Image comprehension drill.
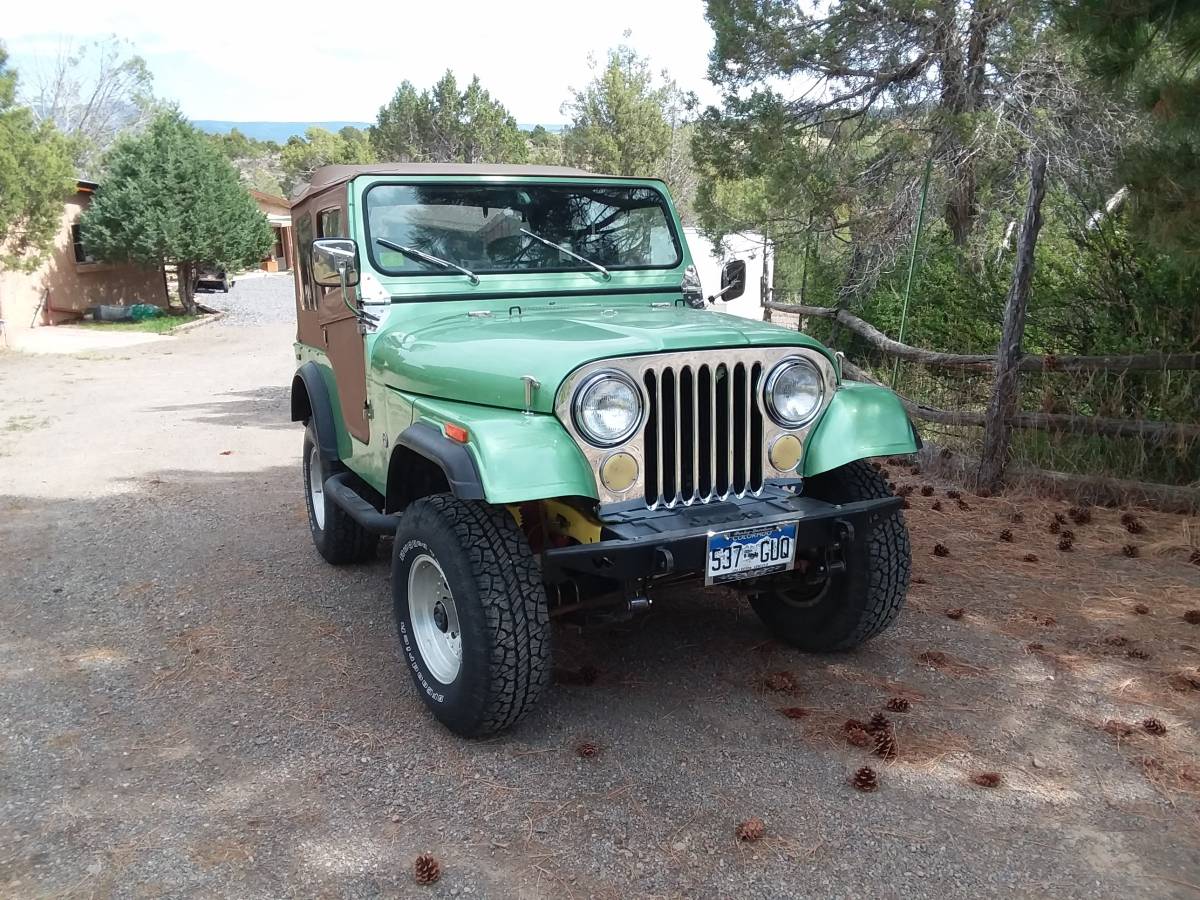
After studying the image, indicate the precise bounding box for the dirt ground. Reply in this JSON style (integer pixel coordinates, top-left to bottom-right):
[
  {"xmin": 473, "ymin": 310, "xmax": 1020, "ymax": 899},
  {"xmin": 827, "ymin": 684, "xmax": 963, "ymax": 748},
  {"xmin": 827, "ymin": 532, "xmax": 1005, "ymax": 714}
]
[{"xmin": 2, "ymin": 289, "xmax": 1199, "ymax": 898}]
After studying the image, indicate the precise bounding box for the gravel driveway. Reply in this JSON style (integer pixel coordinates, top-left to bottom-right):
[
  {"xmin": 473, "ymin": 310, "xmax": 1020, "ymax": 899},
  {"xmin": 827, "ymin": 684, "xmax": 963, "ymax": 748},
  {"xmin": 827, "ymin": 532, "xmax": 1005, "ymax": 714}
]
[{"xmin": 1, "ymin": 282, "xmax": 1198, "ymax": 898}]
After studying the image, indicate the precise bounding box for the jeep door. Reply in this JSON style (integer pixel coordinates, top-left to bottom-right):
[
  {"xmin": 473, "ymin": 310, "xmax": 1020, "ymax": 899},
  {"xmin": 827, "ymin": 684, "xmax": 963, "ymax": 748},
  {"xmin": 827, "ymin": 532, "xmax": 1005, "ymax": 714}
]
[{"xmin": 304, "ymin": 192, "xmax": 370, "ymax": 444}]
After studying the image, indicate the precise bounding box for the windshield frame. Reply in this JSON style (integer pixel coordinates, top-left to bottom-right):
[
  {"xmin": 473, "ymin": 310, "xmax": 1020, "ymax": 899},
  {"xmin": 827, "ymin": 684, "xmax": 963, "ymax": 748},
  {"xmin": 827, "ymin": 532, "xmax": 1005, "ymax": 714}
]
[{"xmin": 361, "ymin": 180, "xmax": 684, "ymax": 280}]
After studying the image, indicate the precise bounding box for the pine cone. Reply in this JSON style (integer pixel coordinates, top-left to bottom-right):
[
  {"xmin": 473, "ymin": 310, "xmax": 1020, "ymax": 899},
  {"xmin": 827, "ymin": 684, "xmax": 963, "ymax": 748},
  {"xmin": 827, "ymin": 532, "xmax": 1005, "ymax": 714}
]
[
  {"xmin": 873, "ymin": 730, "xmax": 898, "ymax": 760},
  {"xmin": 779, "ymin": 706, "xmax": 808, "ymax": 719},
  {"xmin": 1057, "ymin": 536, "xmax": 1074, "ymax": 552},
  {"xmin": 934, "ymin": 543, "xmax": 950, "ymax": 557},
  {"xmin": 931, "ymin": 500, "xmax": 943, "ymax": 511},
  {"xmin": 897, "ymin": 484, "xmax": 915, "ymax": 497},
  {"xmin": 1068, "ymin": 506, "xmax": 1092, "ymax": 525},
  {"xmin": 1122, "ymin": 544, "xmax": 1139, "ymax": 558},
  {"xmin": 576, "ymin": 741, "xmax": 600, "ymax": 758},
  {"xmin": 971, "ymin": 772, "xmax": 1002, "ymax": 788},
  {"xmin": 1060, "ymin": 529, "xmax": 1075, "ymax": 541},
  {"xmin": 999, "ymin": 529, "xmax": 1013, "ymax": 542},
  {"xmin": 736, "ymin": 817, "xmax": 765, "ymax": 842},
  {"xmin": 1104, "ymin": 635, "xmax": 1129, "ymax": 647},
  {"xmin": 1126, "ymin": 648, "xmax": 1151, "ymax": 660},
  {"xmin": 868, "ymin": 712, "xmax": 891, "ymax": 733},
  {"xmin": 920, "ymin": 485, "xmax": 935, "ymax": 496},
  {"xmin": 1103, "ymin": 719, "xmax": 1135, "ymax": 737},
  {"xmin": 1023, "ymin": 553, "xmax": 1039, "ymax": 562},
  {"xmin": 1142, "ymin": 718, "xmax": 1167, "ymax": 736},
  {"xmin": 1048, "ymin": 520, "xmax": 1061, "ymax": 535},
  {"xmin": 956, "ymin": 498, "xmax": 972, "ymax": 511},
  {"xmin": 1183, "ymin": 610, "xmax": 1200, "ymax": 625},
  {"xmin": 945, "ymin": 607, "xmax": 965, "ymax": 620},
  {"xmin": 414, "ymin": 853, "xmax": 441, "ymax": 885},
  {"xmin": 886, "ymin": 697, "xmax": 911, "ymax": 712},
  {"xmin": 763, "ymin": 670, "xmax": 799, "ymax": 693},
  {"xmin": 1054, "ymin": 512, "xmax": 1067, "ymax": 525},
  {"xmin": 1010, "ymin": 511, "xmax": 1025, "ymax": 524},
  {"xmin": 910, "ymin": 465, "xmax": 922, "ymax": 475},
  {"xmin": 947, "ymin": 489, "xmax": 961, "ymax": 499},
  {"xmin": 1122, "ymin": 514, "xmax": 1145, "ymax": 534},
  {"xmin": 845, "ymin": 726, "xmax": 872, "ymax": 747},
  {"xmin": 852, "ymin": 766, "xmax": 878, "ymax": 792},
  {"xmin": 1133, "ymin": 603, "xmax": 1150, "ymax": 615}
]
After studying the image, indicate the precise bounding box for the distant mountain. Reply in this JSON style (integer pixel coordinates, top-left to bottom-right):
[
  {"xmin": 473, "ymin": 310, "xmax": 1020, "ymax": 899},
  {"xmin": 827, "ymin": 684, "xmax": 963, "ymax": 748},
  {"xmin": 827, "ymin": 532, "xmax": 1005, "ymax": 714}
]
[
  {"xmin": 192, "ymin": 121, "xmax": 371, "ymax": 143},
  {"xmin": 194, "ymin": 120, "xmax": 567, "ymax": 143}
]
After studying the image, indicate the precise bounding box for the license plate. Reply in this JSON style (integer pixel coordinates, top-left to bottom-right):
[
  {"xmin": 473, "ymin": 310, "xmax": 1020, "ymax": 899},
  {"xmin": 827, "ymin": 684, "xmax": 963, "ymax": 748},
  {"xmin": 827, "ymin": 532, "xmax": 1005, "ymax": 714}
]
[{"xmin": 705, "ymin": 521, "xmax": 798, "ymax": 585}]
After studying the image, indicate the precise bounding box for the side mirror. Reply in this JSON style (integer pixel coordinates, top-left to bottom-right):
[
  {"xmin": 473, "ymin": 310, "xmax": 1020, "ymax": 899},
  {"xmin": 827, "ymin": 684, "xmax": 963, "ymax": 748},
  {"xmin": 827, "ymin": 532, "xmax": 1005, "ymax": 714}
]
[
  {"xmin": 311, "ymin": 238, "xmax": 360, "ymax": 288},
  {"xmin": 719, "ymin": 259, "xmax": 747, "ymax": 302}
]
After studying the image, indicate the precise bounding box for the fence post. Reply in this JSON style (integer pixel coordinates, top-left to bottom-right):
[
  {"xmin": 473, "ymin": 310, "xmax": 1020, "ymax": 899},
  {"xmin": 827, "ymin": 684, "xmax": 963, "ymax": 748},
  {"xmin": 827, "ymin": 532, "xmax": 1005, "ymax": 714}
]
[{"xmin": 978, "ymin": 152, "xmax": 1048, "ymax": 490}]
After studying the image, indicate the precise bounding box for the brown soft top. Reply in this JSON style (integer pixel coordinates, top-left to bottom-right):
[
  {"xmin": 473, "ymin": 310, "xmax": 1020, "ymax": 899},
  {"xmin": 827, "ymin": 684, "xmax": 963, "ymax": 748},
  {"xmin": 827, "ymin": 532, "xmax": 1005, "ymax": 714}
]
[{"xmin": 291, "ymin": 162, "xmax": 657, "ymax": 205}]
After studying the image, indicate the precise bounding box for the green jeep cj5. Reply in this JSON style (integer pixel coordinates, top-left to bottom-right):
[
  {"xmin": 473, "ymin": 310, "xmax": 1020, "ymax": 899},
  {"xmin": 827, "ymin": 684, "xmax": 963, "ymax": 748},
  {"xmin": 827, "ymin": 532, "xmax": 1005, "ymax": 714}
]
[{"xmin": 289, "ymin": 164, "xmax": 919, "ymax": 737}]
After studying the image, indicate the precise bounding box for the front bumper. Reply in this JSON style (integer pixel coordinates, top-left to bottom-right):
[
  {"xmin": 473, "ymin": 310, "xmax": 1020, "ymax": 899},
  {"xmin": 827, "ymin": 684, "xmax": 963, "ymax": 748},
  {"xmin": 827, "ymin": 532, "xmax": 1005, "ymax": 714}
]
[{"xmin": 540, "ymin": 486, "xmax": 902, "ymax": 582}]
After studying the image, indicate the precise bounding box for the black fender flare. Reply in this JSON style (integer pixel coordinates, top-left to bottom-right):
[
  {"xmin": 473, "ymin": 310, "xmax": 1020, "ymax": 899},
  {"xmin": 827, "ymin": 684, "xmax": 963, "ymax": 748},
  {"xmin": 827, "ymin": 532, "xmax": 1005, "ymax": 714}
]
[
  {"xmin": 396, "ymin": 422, "xmax": 486, "ymax": 501},
  {"xmin": 291, "ymin": 362, "xmax": 340, "ymax": 463}
]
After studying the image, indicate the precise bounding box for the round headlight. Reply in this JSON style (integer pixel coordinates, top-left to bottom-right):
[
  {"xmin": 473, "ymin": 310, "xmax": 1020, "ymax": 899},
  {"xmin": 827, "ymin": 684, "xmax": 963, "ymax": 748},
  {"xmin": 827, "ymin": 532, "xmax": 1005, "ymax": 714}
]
[
  {"xmin": 765, "ymin": 358, "xmax": 824, "ymax": 427},
  {"xmin": 573, "ymin": 372, "xmax": 643, "ymax": 447}
]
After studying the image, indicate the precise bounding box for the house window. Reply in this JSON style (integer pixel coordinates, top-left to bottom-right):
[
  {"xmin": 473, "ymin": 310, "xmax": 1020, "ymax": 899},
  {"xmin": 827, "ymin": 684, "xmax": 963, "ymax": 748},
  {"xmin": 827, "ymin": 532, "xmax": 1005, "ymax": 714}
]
[{"xmin": 72, "ymin": 224, "xmax": 95, "ymax": 264}]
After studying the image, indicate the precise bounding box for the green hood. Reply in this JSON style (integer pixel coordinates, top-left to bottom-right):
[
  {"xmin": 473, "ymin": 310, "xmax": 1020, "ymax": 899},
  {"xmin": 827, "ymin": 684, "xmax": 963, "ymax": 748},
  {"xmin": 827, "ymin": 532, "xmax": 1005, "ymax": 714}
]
[{"xmin": 371, "ymin": 296, "xmax": 833, "ymax": 414}]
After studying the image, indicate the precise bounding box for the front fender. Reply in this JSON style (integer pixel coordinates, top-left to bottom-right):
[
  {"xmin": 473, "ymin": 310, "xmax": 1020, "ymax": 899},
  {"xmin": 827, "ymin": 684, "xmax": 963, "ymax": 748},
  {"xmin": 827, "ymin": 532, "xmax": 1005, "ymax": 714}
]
[
  {"xmin": 407, "ymin": 395, "xmax": 597, "ymax": 503},
  {"xmin": 802, "ymin": 382, "xmax": 920, "ymax": 477}
]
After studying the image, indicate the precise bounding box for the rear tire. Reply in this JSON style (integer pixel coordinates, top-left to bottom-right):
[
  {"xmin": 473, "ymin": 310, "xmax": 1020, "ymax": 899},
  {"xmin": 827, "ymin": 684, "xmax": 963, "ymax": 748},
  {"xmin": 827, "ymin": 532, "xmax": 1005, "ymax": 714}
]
[
  {"xmin": 392, "ymin": 495, "xmax": 551, "ymax": 737},
  {"xmin": 749, "ymin": 460, "xmax": 910, "ymax": 651},
  {"xmin": 302, "ymin": 422, "xmax": 378, "ymax": 564}
]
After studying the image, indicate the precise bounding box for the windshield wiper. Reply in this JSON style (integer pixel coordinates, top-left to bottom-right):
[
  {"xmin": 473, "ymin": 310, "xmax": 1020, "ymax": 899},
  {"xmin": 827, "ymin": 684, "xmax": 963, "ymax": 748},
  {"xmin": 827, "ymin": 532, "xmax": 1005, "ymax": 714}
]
[
  {"xmin": 375, "ymin": 238, "xmax": 479, "ymax": 285},
  {"xmin": 519, "ymin": 229, "xmax": 610, "ymax": 279}
]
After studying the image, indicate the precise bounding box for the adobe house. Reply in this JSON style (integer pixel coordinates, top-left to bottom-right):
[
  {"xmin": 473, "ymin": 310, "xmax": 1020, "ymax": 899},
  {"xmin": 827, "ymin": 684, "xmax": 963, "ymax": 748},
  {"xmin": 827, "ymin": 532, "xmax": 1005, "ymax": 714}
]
[
  {"xmin": 249, "ymin": 189, "xmax": 293, "ymax": 272},
  {"xmin": 0, "ymin": 179, "xmax": 168, "ymax": 345}
]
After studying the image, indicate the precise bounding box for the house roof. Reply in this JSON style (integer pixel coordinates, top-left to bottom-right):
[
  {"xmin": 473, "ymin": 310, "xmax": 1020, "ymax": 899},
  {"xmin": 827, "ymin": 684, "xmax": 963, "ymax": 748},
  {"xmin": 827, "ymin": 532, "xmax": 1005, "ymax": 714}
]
[{"xmin": 292, "ymin": 162, "xmax": 651, "ymax": 204}]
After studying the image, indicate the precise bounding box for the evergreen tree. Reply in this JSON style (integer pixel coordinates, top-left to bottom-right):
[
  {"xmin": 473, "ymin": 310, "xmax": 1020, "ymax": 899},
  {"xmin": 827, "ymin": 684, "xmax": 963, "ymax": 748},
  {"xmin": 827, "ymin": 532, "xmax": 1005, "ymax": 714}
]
[
  {"xmin": 561, "ymin": 46, "xmax": 673, "ymax": 177},
  {"xmin": 370, "ymin": 71, "xmax": 527, "ymax": 164},
  {"xmin": 81, "ymin": 111, "xmax": 273, "ymax": 313},
  {"xmin": 280, "ymin": 126, "xmax": 375, "ymax": 194},
  {"xmin": 0, "ymin": 46, "xmax": 75, "ymax": 272},
  {"xmin": 1058, "ymin": 0, "xmax": 1200, "ymax": 263}
]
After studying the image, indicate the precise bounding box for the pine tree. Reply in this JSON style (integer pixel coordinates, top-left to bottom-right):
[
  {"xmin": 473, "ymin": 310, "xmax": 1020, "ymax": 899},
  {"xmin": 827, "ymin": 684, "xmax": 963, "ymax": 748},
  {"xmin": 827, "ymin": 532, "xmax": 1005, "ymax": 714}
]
[
  {"xmin": 561, "ymin": 46, "xmax": 674, "ymax": 177},
  {"xmin": 370, "ymin": 71, "xmax": 527, "ymax": 164},
  {"xmin": 1058, "ymin": 0, "xmax": 1200, "ymax": 264},
  {"xmin": 81, "ymin": 111, "xmax": 273, "ymax": 313}
]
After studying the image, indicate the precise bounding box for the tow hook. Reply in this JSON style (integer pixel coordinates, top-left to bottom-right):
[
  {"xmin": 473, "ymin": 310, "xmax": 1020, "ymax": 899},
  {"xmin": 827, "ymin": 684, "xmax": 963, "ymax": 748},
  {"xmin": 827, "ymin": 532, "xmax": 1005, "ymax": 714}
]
[{"xmin": 821, "ymin": 520, "xmax": 855, "ymax": 576}]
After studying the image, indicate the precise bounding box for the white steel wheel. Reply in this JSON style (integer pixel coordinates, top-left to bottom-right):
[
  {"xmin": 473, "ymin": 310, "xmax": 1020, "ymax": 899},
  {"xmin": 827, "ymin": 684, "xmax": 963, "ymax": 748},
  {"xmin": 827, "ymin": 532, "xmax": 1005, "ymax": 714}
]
[
  {"xmin": 407, "ymin": 553, "xmax": 463, "ymax": 684},
  {"xmin": 307, "ymin": 443, "xmax": 326, "ymax": 530}
]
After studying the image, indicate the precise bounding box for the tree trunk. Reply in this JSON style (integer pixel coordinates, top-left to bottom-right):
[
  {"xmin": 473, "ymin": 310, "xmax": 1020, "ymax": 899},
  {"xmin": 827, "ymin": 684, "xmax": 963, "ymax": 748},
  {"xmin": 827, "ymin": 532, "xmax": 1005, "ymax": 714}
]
[
  {"xmin": 178, "ymin": 261, "xmax": 197, "ymax": 315},
  {"xmin": 978, "ymin": 152, "xmax": 1048, "ymax": 491}
]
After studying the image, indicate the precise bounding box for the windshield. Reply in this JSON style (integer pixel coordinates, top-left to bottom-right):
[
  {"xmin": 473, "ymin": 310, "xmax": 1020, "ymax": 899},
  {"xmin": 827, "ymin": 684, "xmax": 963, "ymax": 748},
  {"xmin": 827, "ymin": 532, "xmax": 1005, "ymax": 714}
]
[{"xmin": 364, "ymin": 183, "xmax": 681, "ymax": 277}]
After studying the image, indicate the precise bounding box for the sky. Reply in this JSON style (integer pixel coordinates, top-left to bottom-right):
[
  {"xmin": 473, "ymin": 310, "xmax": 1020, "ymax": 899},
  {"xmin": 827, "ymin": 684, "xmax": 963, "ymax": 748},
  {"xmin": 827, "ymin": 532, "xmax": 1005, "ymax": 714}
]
[{"xmin": 6, "ymin": 0, "xmax": 722, "ymax": 124}]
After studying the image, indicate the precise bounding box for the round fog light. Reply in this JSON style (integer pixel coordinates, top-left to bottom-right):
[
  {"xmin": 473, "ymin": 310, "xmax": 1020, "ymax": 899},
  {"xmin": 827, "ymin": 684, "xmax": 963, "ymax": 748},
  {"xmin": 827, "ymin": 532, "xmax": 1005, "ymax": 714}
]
[
  {"xmin": 599, "ymin": 451, "xmax": 639, "ymax": 493},
  {"xmin": 768, "ymin": 434, "xmax": 803, "ymax": 473}
]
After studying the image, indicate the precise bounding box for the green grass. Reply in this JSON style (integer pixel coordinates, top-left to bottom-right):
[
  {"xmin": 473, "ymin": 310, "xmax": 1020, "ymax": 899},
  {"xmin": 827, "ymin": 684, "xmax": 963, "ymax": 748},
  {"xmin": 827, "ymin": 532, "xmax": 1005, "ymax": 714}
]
[{"xmin": 76, "ymin": 314, "xmax": 202, "ymax": 334}]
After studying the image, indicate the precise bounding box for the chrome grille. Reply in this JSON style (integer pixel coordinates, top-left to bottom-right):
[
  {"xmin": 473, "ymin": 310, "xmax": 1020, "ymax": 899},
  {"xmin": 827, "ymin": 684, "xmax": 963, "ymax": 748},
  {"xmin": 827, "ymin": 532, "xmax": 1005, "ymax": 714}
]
[{"xmin": 643, "ymin": 361, "xmax": 764, "ymax": 507}]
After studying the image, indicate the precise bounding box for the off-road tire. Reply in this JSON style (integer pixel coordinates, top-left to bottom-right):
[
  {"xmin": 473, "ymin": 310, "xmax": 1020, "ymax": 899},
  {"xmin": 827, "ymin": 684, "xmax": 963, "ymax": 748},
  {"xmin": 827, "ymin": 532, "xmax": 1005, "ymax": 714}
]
[
  {"xmin": 749, "ymin": 460, "xmax": 909, "ymax": 651},
  {"xmin": 392, "ymin": 494, "xmax": 551, "ymax": 737},
  {"xmin": 302, "ymin": 422, "xmax": 377, "ymax": 564}
]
